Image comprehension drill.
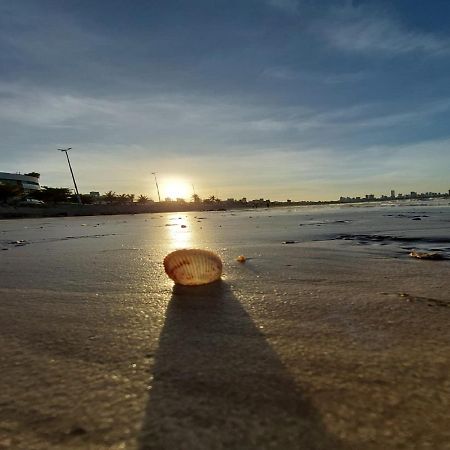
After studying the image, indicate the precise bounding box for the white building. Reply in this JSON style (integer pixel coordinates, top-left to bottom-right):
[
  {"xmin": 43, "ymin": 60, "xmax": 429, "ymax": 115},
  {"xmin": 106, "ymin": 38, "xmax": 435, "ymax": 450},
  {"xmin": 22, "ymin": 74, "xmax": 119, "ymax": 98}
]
[{"xmin": 0, "ymin": 172, "xmax": 41, "ymax": 192}]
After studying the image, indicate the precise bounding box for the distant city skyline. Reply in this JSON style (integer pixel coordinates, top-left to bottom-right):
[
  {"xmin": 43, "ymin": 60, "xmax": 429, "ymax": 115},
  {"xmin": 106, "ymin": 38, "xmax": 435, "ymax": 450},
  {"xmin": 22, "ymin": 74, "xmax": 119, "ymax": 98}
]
[
  {"xmin": 338, "ymin": 189, "xmax": 449, "ymax": 204},
  {"xmin": 1, "ymin": 0, "xmax": 450, "ymax": 201}
]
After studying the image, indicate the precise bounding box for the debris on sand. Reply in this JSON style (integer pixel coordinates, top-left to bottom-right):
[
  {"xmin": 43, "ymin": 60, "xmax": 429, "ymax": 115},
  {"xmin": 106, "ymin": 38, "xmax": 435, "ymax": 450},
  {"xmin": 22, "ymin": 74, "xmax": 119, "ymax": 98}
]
[
  {"xmin": 409, "ymin": 250, "xmax": 444, "ymax": 260},
  {"xmin": 236, "ymin": 255, "xmax": 246, "ymax": 263},
  {"xmin": 398, "ymin": 293, "xmax": 449, "ymax": 308},
  {"xmin": 10, "ymin": 240, "xmax": 28, "ymax": 247}
]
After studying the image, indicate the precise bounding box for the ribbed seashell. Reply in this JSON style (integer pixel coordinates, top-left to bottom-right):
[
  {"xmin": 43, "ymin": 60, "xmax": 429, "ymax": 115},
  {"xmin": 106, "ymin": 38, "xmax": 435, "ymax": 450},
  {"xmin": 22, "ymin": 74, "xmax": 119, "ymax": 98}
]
[{"xmin": 164, "ymin": 249, "xmax": 223, "ymax": 286}]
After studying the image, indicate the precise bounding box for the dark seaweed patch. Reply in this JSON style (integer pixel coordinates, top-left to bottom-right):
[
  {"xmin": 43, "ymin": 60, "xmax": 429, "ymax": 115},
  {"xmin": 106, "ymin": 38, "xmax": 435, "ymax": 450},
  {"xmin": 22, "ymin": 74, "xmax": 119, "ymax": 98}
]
[{"xmin": 381, "ymin": 292, "xmax": 449, "ymax": 308}]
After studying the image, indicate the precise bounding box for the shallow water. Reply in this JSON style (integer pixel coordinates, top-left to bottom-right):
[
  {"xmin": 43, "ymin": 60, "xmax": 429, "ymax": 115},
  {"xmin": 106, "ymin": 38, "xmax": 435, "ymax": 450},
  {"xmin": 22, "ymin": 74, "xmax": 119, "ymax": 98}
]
[
  {"xmin": 1, "ymin": 200, "xmax": 449, "ymax": 250},
  {"xmin": 0, "ymin": 200, "xmax": 449, "ymax": 293}
]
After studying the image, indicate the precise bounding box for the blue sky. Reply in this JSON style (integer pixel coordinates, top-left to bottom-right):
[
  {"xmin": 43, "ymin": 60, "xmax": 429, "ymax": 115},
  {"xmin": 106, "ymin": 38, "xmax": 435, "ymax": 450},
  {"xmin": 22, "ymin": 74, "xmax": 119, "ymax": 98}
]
[{"xmin": 1, "ymin": 0, "xmax": 449, "ymax": 200}]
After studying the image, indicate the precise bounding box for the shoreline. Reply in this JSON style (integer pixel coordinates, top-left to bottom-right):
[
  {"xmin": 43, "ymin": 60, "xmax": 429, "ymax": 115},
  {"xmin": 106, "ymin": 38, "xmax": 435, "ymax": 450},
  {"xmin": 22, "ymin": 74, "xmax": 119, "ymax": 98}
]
[
  {"xmin": 1, "ymin": 197, "xmax": 448, "ymax": 220},
  {"xmin": 0, "ymin": 202, "xmax": 235, "ymax": 220}
]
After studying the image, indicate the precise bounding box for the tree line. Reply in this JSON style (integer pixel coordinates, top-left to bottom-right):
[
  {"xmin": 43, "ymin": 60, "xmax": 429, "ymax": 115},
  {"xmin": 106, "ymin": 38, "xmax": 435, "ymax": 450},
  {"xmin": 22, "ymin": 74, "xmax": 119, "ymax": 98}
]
[{"xmin": 0, "ymin": 184, "xmax": 256, "ymax": 205}]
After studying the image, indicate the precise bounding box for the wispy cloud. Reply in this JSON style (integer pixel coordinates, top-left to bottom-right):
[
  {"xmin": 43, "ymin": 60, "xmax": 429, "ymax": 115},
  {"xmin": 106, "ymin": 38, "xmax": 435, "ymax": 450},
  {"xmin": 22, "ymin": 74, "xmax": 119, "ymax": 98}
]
[
  {"xmin": 262, "ymin": 67, "xmax": 366, "ymax": 84},
  {"xmin": 2, "ymin": 78, "xmax": 450, "ymax": 157},
  {"xmin": 315, "ymin": 5, "xmax": 450, "ymax": 56},
  {"xmin": 265, "ymin": 0, "xmax": 299, "ymax": 14},
  {"xmin": 0, "ymin": 83, "xmax": 117, "ymax": 127},
  {"xmin": 246, "ymin": 97, "xmax": 450, "ymax": 137}
]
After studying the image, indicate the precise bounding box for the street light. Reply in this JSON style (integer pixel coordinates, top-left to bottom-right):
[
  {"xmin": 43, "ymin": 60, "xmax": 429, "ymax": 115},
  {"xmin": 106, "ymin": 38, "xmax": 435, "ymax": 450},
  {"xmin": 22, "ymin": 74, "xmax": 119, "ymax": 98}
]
[
  {"xmin": 58, "ymin": 147, "xmax": 82, "ymax": 205},
  {"xmin": 152, "ymin": 172, "xmax": 161, "ymax": 202}
]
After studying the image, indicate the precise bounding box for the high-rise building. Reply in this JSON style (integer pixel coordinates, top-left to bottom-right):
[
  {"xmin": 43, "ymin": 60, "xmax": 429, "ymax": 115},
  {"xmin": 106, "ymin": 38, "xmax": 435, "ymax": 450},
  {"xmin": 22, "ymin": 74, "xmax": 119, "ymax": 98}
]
[{"xmin": 390, "ymin": 190, "xmax": 395, "ymax": 199}]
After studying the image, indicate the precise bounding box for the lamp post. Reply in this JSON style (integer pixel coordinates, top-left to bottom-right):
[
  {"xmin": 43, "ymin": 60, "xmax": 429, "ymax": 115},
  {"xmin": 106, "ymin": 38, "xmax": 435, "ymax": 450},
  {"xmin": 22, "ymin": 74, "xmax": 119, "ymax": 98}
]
[
  {"xmin": 58, "ymin": 147, "xmax": 82, "ymax": 205},
  {"xmin": 152, "ymin": 172, "xmax": 161, "ymax": 202}
]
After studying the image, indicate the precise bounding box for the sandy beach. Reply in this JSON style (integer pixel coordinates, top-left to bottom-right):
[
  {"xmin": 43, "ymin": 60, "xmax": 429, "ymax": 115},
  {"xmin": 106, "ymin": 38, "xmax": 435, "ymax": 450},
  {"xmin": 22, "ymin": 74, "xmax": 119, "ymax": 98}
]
[{"xmin": 0, "ymin": 203, "xmax": 449, "ymax": 449}]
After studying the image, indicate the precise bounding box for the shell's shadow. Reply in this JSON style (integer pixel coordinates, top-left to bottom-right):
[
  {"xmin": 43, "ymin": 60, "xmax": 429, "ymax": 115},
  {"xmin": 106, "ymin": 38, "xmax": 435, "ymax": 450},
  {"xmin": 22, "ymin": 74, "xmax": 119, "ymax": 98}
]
[{"xmin": 139, "ymin": 281, "xmax": 341, "ymax": 449}]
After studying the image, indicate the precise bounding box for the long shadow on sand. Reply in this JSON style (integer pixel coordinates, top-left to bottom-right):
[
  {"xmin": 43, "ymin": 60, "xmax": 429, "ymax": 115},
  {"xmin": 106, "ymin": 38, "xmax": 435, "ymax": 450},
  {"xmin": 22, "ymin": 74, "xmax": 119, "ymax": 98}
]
[{"xmin": 139, "ymin": 281, "xmax": 341, "ymax": 450}]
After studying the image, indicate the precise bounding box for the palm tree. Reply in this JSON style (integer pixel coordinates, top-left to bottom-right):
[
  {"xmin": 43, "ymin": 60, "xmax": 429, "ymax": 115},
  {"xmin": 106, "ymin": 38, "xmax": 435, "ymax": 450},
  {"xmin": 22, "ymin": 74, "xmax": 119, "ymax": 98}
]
[
  {"xmin": 117, "ymin": 194, "xmax": 128, "ymax": 204},
  {"xmin": 137, "ymin": 195, "xmax": 149, "ymax": 204},
  {"xmin": 104, "ymin": 191, "xmax": 117, "ymax": 204}
]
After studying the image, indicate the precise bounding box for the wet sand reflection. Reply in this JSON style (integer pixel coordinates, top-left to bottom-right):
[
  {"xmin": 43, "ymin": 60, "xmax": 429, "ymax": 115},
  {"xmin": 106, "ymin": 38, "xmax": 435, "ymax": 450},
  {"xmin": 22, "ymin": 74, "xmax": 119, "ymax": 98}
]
[{"xmin": 139, "ymin": 282, "xmax": 340, "ymax": 449}]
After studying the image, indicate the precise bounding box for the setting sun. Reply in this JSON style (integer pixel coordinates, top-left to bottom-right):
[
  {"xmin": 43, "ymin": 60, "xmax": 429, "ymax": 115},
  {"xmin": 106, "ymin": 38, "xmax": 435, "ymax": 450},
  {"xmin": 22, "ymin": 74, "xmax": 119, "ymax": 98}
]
[{"xmin": 161, "ymin": 179, "xmax": 191, "ymax": 200}]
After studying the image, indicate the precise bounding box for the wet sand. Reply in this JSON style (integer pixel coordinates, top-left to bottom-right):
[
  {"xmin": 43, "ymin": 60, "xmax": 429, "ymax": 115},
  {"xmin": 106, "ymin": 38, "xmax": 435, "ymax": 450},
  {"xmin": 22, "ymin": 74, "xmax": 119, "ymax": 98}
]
[{"xmin": 0, "ymin": 205, "xmax": 449, "ymax": 449}]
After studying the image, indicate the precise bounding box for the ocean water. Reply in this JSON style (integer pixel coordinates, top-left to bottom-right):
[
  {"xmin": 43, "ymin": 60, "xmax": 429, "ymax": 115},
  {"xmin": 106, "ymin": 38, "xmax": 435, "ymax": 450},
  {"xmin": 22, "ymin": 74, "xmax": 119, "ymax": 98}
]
[{"xmin": 0, "ymin": 199, "xmax": 449, "ymax": 293}]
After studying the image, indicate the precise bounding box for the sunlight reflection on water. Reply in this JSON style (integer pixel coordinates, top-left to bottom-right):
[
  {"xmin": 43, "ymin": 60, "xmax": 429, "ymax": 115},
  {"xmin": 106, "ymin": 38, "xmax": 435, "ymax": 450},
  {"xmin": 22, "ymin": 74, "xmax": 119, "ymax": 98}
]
[{"xmin": 166, "ymin": 214, "xmax": 193, "ymax": 249}]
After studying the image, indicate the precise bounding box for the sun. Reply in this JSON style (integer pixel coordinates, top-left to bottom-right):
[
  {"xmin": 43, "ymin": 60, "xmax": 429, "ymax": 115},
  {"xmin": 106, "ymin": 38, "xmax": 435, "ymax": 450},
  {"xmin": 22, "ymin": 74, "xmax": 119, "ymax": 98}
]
[{"xmin": 162, "ymin": 179, "xmax": 191, "ymax": 200}]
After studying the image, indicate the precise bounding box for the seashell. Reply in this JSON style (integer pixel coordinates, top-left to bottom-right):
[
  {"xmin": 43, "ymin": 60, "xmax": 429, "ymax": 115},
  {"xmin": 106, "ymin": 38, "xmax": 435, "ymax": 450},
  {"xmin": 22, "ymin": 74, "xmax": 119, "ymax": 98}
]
[
  {"xmin": 236, "ymin": 255, "xmax": 246, "ymax": 263},
  {"xmin": 164, "ymin": 249, "xmax": 223, "ymax": 286}
]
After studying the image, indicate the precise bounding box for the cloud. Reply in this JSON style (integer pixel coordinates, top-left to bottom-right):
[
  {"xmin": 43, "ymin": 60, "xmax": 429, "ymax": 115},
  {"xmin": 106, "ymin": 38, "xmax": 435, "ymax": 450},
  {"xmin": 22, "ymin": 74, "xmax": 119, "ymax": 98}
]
[
  {"xmin": 2, "ymin": 78, "xmax": 450, "ymax": 164},
  {"xmin": 0, "ymin": 83, "xmax": 118, "ymax": 127},
  {"xmin": 265, "ymin": 0, "xmax": 299, "ymax": 14},
  {"xmin": 243, "ymin": 96, "xmax": 450, "ymax": 139},
  {"xmin": 262, "ymin": 67, "xmax": 366, "ymax": 84},
  {"xmin": 315, "ymin": 5, "xmax": 450, "ymax": 56}
]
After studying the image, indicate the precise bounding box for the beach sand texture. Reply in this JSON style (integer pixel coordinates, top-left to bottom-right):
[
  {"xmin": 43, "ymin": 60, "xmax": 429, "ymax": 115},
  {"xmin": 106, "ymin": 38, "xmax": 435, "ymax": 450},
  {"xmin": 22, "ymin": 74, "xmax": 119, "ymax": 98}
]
[{"xmin": 0, "ymin": 203, "xmax": 449, "ymax": 449}]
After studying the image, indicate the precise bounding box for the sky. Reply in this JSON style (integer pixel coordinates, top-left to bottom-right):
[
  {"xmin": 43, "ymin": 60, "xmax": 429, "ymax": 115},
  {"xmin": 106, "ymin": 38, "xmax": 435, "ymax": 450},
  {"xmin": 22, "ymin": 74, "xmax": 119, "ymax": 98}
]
[{"xmin": 1, "ymin": 0, "xmax": 449, "ymax": 201}]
